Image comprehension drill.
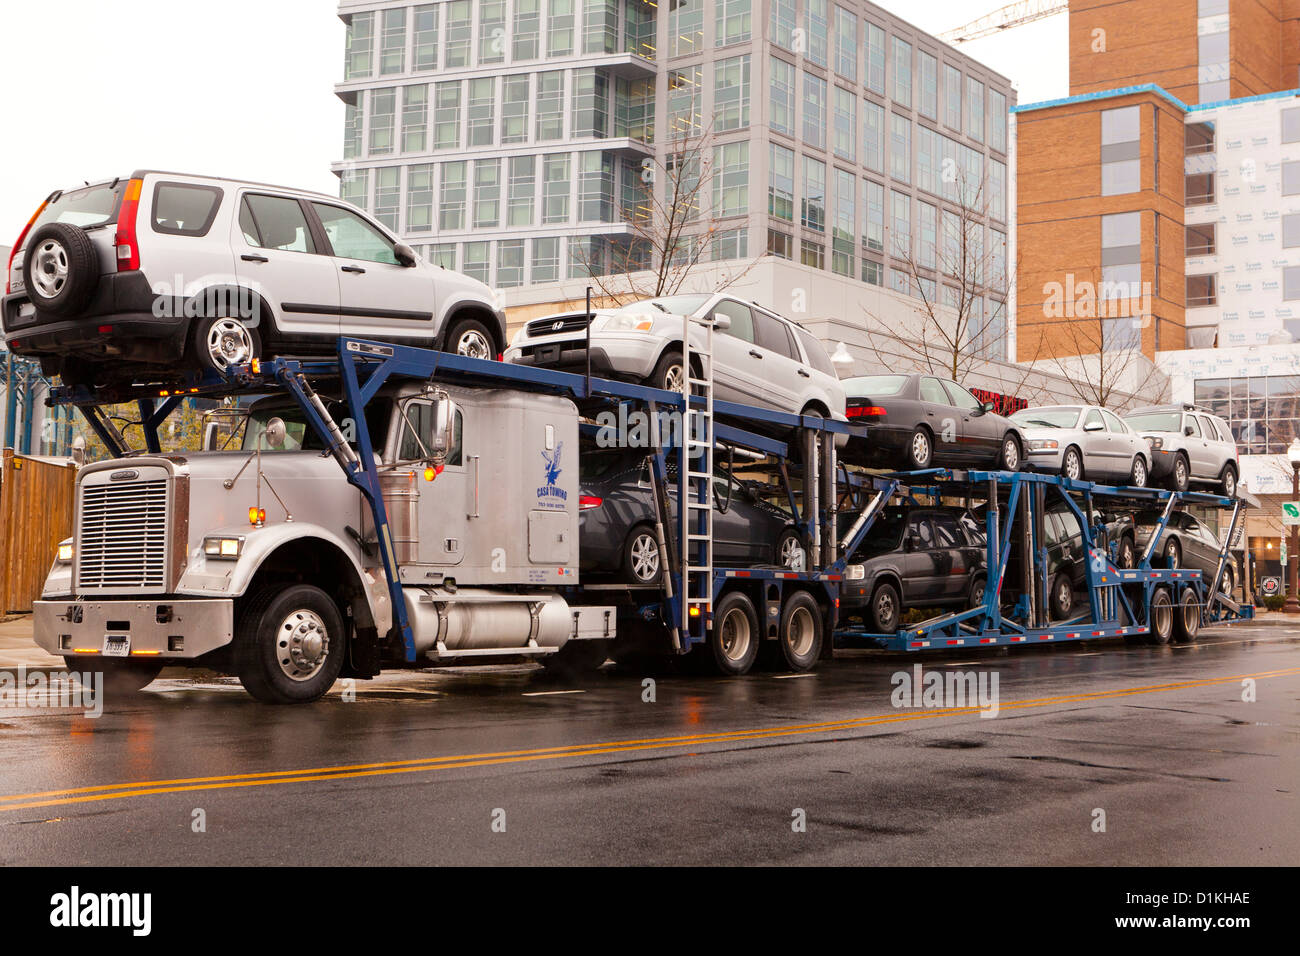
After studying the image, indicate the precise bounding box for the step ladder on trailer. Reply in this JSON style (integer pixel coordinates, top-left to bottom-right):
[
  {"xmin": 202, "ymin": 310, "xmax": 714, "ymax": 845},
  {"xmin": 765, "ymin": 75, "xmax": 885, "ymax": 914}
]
[{"xmin": 680, "ymin": 314, "xmax": 716, "ymax": 646}]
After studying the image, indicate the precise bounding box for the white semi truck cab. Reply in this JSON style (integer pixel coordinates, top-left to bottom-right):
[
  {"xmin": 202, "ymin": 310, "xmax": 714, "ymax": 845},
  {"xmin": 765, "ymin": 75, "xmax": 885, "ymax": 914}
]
[{"xmin": 34, "ymin": 382, "xmax": 615, "ymax": 702}]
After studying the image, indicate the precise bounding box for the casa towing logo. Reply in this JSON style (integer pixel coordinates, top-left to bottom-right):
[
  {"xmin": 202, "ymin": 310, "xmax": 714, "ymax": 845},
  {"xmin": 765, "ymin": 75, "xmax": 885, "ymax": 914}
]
[{"xmin": 538, "ymin": 443, "xmax": 568, "ymax": 504}]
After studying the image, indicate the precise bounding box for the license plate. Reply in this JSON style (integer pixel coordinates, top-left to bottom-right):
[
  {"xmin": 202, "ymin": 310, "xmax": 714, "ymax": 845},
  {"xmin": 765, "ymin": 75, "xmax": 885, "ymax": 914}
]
[{"xmin": 103, "ymin": 635, "xmax": 130, "ymax": 657}]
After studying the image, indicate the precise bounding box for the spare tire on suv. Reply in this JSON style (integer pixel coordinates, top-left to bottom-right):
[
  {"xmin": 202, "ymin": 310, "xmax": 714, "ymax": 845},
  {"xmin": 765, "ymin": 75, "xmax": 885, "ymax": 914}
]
[{"xmin": 21, "ymin": 222, "xmax": 100, "ymax": 316}]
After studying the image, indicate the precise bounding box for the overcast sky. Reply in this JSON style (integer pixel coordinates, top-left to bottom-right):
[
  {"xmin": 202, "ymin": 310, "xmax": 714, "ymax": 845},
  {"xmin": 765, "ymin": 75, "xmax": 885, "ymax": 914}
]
[{"xmin": 0, "ymin": 0, "xmax": 1066, "ymax": 242}]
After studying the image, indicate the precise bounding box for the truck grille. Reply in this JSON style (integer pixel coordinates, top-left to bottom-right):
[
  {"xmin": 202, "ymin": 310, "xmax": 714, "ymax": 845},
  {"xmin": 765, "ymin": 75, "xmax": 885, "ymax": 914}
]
[
  {"xmin": 76, "ymin": 478, "xmax": 169, "ymax": 590},
  {"xmin": 526, "ymin": 315, "xmax": 590, "ymax": 336}
]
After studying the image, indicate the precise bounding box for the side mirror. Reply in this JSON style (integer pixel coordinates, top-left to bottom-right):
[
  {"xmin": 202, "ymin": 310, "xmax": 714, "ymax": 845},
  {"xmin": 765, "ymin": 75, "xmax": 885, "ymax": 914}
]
[
  {"xmin": 394, "ymin": 242, "xmax": 418, "ymax": 267},
  {"xmin": 1083, "ymin": 420, "xmax": 1104, "ymax": 432},
  {"xmin": 426, "ymin": 394, "xmax": 456, "ymax": 458},
  {"xmin": 203, "ymin": 421, "xmax": 221, "ymax": 451},
  {"xmin": 695, "ymin": 311, "xmax": 731, "ymax": 330},
  {"xmin": 265, "ymin": 417, "xmax": 287, "ymax": 450},
  {"xmin": 981, "ymin": 401, "xmax": 996, "ymax": 414},
  {"xmin": 1184, "ymin": 425, "xmax": 1196, "ymax": 436}
]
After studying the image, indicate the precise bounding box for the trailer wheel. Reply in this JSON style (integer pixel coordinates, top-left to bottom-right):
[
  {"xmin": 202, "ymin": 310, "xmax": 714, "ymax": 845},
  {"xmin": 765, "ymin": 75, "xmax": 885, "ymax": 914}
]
[
  {"xmin": 869, "ymin": 581, "xmax": 901, "ymax": 633},
  {"xmin": 776, "ymin": 591, "xmax": 822, "ymax": 671},
  {"xmin": 235, "ymin": 585, "xmax": 346, "ymax": 703},
  {"xmin": 1172, "ymin": 588, "xmax": 1201, "ymax": 644},
  {"xmin": 65, "ymin": 657, "xmax": 163, "ymax": 696},
  {"xmin": 1145, "ymin": 587, "xmax": 1175, "ymax": 645},
  {"xmin": 1048, "ymin": 572, "xmax": 1074, "ymax": 620},
  {"xmin": 707, "ymin": 590, "xmax": 760, "ymax": 675}
]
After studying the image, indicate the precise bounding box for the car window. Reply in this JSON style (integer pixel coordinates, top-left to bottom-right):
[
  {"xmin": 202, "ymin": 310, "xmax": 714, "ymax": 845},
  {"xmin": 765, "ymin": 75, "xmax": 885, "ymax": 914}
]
[
  {"xmin": 960, "ymin": 513, "xmax": 984, "ymax": 543},
  {"xmin": 1184, "ymin": 415, "xmax": 1201, "ymax": 437},
  {"xmin": 843, "ymin": 374, "xmax": 909, "ymax": 397},
  {"xmin": 932, "ymin": 513, "xmax": 961, "ymax": 548},
  {"xmin": 1212, "ymin": 418, "xmax": 1234, "ymax": 443},
  {"xmin": 910, "ymin": 516, "xmax": 934, "ymax": 549},
  {"xmin": 712, "ymin": 299, "xmax": 755, "ymax": 344},
  {"xmin": 1197, "ymin": 415, "xmax": 1217, "ymax": 439},
  {"xmin": 941, "ymin": 380, "xmax": 982, "ymax": 412},
  {"xmin": 1084, "ymin": 409, "xmax": 1104, "ymax": 430},
  {"xmin": 151, "ymin": 182, "xmax": 222, "ymax": 236},
  {"xmin": 920, "ymin": 377, "xmax": 950, "ymax": 405},
  {"xmin": 795, "ymin": 328, "xmax": 837, "ymax": 376},
  {"xmin": 311, "ymin": 202, "xmax": 399, "ymax": 264},
  {"xmin": 241, "ymin": 195, "xmax": 316, "ymax": 253},
  {"xmin": 1125, "ymin": 411, "xmax": 1182, "ymax": 432},
  {"xmin": 1101, "ymin": 409, "xmax": 1126, "ymax": 432},
  {"xmin": 753, "ymin": 310, "xmax": 798, "ymax": 359},
  {"xmin": 31, "ymin": 181, "xmax": 124, "ymax": 231},
  {"xmin": 398, "ymin": 402, "xmax": 463, "ymax": 466}
]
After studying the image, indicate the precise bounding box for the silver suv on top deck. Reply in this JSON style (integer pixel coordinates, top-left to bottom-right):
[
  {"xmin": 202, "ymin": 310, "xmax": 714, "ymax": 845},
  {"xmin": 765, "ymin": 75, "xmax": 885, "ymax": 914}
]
[
  {"xmin": 1122, "ymin": 403, "xmax": 1240, "ymax": 496},
  {"xmin": 2, "ymin": 171, "xmax": 506, "ymax": 387}
]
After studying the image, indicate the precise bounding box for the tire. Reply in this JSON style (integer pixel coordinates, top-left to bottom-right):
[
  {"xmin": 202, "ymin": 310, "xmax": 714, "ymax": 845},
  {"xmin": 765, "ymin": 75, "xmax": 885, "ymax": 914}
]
[
  {"xmin": 1061, "ymin": 446, "xmax": 1084, "ymax": 481},
  {"xmin": 869, "ymin": 580, "xmax": 901, "ymax": 633},
  {"xmin": 999, "ymin": 434, "xmax": 1022, "ymax": 471},
  {"xmin": 776, "ymin": 528, "xmax": 807, "ymax": 570},
  {"xmin": 776, "ymin": 591, "xmax": 822, "ymax": 671},
  {"xmin": 1163, "ymin": 538, "xmax": 1181, "ymax": 570},
  {"xmin": 65, "ymin": 656, "xmax": 163, "ymax": 696},
  {"xmin": 968, "ymin": 574, "xmax": 988, "ymax": 610},
  {"xmin": 234, "ymin": 585, "xmax": 346, "ymax": 704},
  {"xmin": 1117, "ymin": 535, "xmax": 1137, "ymax": 570},
  {"xmin": 1220, "ymin": 464, "xmax": 1237, "ymax": 499},
  {"xmin": 649, "ymin": 349, "xmax": 686, "ymax": 392},
  {"xmin": 1145, "ymin": 587, "xmax": 1175, "ymax": 645},
  {"xmin": 1172, "ymin": 588, "xmax": 1201, "ymax": 644},
  {"xmin": 1129, "ymin": 455, "xmax": 1148, "ymax": 488},
  {"xmin": 905, "ymin": 427, "xmax": 933, "ymax": 470},
  {"xmin": 541, "ymin": 639, "xmax": 611, "ymax": 677},
  {"xmin": 444, "ymin": 315, "xmax": 495, "ymax": 360},
  {"xmin": 22, "ymin": 222, "xmax": 99, "ymax": 316},
  {"xmin": 1219, "ymin": 562, "xmax": 1235, "ymax": 598},
  {"xmin": 191, "ymin": 316, "xmax": 262, "ymax": 374},
  {"xmin": 1168, "ymin": 453, "xmax": 1190, "ymax": 492},
  {"xmin": 1048, "ymin": 571, "xmax": 1074, "ymax": 620},
  {"xmin": 707, "ymin": 590, "xmax": 760, "ymax": 676},
  {"xmin": 623, "ymin": 525, "xmax": 661, "ymax": 585}
]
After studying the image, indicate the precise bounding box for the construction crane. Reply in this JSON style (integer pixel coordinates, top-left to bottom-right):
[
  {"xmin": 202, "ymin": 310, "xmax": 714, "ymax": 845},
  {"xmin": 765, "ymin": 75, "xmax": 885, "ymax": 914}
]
[{"xmin": 937, "ymin": 0, "xmax": 1068, "ymax": 44}]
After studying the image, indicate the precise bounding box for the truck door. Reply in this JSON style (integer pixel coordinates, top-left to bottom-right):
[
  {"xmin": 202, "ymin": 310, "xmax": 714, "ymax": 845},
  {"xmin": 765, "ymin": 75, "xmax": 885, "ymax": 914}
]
[{"xmin": 395, "ymin": 397, "xmax": 469, "ymax": 566}]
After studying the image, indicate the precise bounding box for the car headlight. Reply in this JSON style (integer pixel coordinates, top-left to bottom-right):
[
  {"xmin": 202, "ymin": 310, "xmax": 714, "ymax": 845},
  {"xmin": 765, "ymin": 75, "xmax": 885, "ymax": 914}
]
[
  {"xmin": 1146, "ymin": 436, "xmax": 1163, "ymax": 450},
  {"xmin": 844, "ymin": 563, "xmax": 865, "ymax": 581},
  {"xmin": 56, "ymin": 542, "xmax": 74, "ymax": 564},
  {"xmin": 203, "ymin": 536, "xmax": 244, "ymax": 559},
  {"xmin": 597, "ymin": 313, "xmax": 655, "ymax": 333},
  {"xmin": 1027, "ymin": 439, "xmax": 1059, "ymax": 451}
]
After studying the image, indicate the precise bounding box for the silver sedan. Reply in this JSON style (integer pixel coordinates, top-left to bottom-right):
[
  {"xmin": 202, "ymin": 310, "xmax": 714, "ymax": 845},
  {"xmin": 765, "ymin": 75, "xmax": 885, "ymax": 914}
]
[{"xmin": 1009, "ymin": 405, "xmax": 1151, "ymax": 487}]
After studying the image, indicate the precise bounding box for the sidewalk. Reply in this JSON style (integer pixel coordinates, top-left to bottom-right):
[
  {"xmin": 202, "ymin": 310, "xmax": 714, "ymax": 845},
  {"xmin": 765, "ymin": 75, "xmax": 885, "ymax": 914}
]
[{"xmin": 0, "ymin": 615, "xmax": 64, "ymax": 669}]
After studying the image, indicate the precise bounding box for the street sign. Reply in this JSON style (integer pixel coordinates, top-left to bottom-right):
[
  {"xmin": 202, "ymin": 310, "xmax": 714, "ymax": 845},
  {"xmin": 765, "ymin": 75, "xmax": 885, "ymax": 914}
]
[
  {"xmin": 1261, "ymin": 576, "xmax": 1282, "ymax": 597},
  {"xmin": 1283, "ymin": 502, "xmax": 1300, "ymax": 526}
]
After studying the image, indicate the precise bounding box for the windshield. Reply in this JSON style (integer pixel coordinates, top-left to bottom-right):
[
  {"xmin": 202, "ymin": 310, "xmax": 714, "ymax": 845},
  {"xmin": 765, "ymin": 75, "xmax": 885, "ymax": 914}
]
[
  {"xmin": 843, "ymin": 375, "xmax": 909, "ymax": 397},
  {"xmin": 1125, "ymin": 411, "xmax": 1182, "ymax": 433},
  {"xmin": 31, "ymin": 181, "xmax": 125, "ymax": 233},
  {"xmin": 242, "ymin": 399, "xmax": 391, "ymax": 452},
  {"xmin": 613, "ymin": 294, "xmax": 710, "ymax": 316},
  {"xmin": 856, "ymin": 508, "xmax": 907, "ymax": 556},
  {"xmin": 1011, "ymin": 407, "xmax": 1082, "ymax": 429}
]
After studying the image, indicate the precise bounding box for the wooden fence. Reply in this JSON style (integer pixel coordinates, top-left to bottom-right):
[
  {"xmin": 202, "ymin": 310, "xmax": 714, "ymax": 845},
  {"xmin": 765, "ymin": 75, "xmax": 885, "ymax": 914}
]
[{"xmin": 0, "ymin": 449, "xmax": 76, "ymax": 613}]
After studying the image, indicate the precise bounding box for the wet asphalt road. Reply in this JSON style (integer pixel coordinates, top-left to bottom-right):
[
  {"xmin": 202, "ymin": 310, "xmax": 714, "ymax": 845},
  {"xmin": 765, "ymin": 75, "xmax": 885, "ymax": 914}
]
[{"xmin": 1, "ymin": 624, "xmax": 1297, "ymax": 866}]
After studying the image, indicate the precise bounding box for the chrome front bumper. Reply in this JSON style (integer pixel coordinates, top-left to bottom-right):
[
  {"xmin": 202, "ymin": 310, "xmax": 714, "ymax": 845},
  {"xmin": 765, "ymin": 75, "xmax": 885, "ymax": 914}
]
[{"xmin": 33, "ymin": 598, "xmax": 235, "ymax": 660}]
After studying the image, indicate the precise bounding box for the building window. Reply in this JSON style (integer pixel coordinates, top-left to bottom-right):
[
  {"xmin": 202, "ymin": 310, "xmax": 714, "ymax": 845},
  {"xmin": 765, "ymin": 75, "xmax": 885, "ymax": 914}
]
[
  {"xmin": 536, "ymin": 71, "xmax": 565, "ymax": 141},
  {"xmin": 445, "ymin": 0, "xmax": 472, "ymax": 67},
  {"xmin": 714, "ymin": 56, "xmax": 751, "ymax": 132},
  {"xmin": 801, "ymin": 239, "xmax": 825, "ymax": 269},
  {"xmin": 570, "ymin": 236, "xmax": 608, "ymax": 277},
  {"xmin": 473, "ymin": 160, "xmax": 501, "ymax": 227},
  {"xmin": 439, "ymin": 161, "xmax": 467, "ymax": 230},
  {"xmin": 864, "ymin": 21, "xmax": 885, "ymax": 94},
  {"xmin": 805, "ymin": 0, "xmax": 828, "ymax": 67},
  {"xmin": 413, "ymin": 6, "xmax": 438, "ymax": 71},
  {"xmin": 803, "ymin": 73, "xmax": 827, "ymax": 149},
  {"xmin": 1185, "ymin": 121, "xmax": 1214, "ymax": 155},
  {"xmin": 1284, "ymin": 161, "xmax": 1300, "ymax": 197},
  {"xmin": 891, "ymin": 37, "xmax": 911, "ymax": 108},
  {"xmin": 861, "ymin": 259, "xmax": 882, "ymax": 285},
  {"xmin": 1185, "ymin": 171, "xmax": 1215, "ymax": 205},
  {"xmin": 769, "ymin": 143, "xmax": 794, "ymax": 221},
  {"xmin": 379, "ymin": 8, "xmax": 406, "ymax": 75},
  {"xmin": 496, "ymin": 238, "xmax": 524, "ymax": 288},
  {"xmin": 1286, "ymin": 266, "xmax": 1300, "ymax": 301},
  {"xmin": 1101, "ymin": 211, "xmax": 1141, "ymax": 299},
  {"xmin": 966, "ymin": 77, "xmax": 984, "ymax": 142},
  {"xmin": 891, "ymin": 190, "xmax": 910, "ymax": 259},
  {"xmin": 501, "ymin": 76, "xmax": 529, "ymax": 144},
  {"xmin": 1101, "ymin": 106, "xmax": 1141, "ymax": 196},
  {"xmin": 401, "ymin": 85, "xmax": 428, "ymax": 152},
  {"xmin": 343, "ymin": 101, "xmax": 362, "ymax": 160},
  {"xmin": 548, "ymin": 0, "xmax": 575, "ymax": 56},
  {"xmin": 462, "ymin": 241, "xmax": 490, "ymax": 283},
  {"xmin": 513, "ymin": 0, "xmax": 541, "ymax": 59},
  {"xmin": 669, "ymin": 0, "xmax": 704, "ymax": 57},
  {"xmin": 770, "ymin": 57, "xmax": 795, "ymax": 136},
  {"xmin": 542, "ymin": 154, "xmax": 571, "ymax": 223},
  {"xmin": 917, "ymin": 127, "xmax": 937, "ymax": 194},
  {"xmin": 768, "ymin": 229, "xmax": 793, "ymax": 259},
  {"xmin": 374, "ymin": 167, "xmax": 400, "ymax": 229},
  {"xmin": 990, "ymin": 229, "xmax": 1007, "ymax": 291},
  {"xmin": 532, "ymin": 236, "xmax": 560, "ymax": 283},
  {"xmin": 406, "ymin": 165, "xmax": 434, "ymax": 233},
  {"xmin": 862, "ymin": 100, "xmax": 884, "ymax": 173},
  {"xmin": 507, "ymin": 156, "xmax": 535, "ymax": 226},
  {"xmin": 572, "ymin": 69, "xmax": 609, "ymax": 139},
  {"xmin": 770, "ymin": 0, "xmax": 796, "ymax": 51},
  {"xmin": 582, "ymin": 0, "xmax": 618, "ymax": 55},
  {"xmin": 1195, "ymin": 375, "xmax": 1300, "ymax": 455},
  {"xmin": 620, "ymin": 158, "xmax": 651, "ymax": 223},
  {"xmin": 1186, "ymin": 273, "xmax": 1217, "ymax": 307},
  {"xmin": 989, "ymin": 158, "xmax": 1006, "ymax": 221},
  {"xmin": 615, "ymin": 77, "xmax": 654, "ymax": 143},
  {"xmin": 344, "ymin": 12, "xmax": 374, "ymax": 80},
  {"xmin": 1186, "ymin": 222, "xmax": 1215, "ymax": 255},
  {"xmin": 916, "ymin": 50, "xmax": 938, "ymax": 122},
  {"xmin": 477, "ymin": 0, "xmax": 506, "ymax": 63},
  {"xmin": 861, "ymin": 178, "xmax": 884, "ymax": 253},
  {"xmin": 433, "ymin": 81, "xmax": 461, "ymax": 150},
  {"xmin": 368, "ymin": 88, "xmax": 395, "ymax": 155},
  {"xmin": 834, "ymin": 6, "xmax": 857, "ymax": 80},
  {"xmin": 1283, "ymin": 214, "xmax": 1300, "ymax": 249},
  {"xmin": 712, "ymin": 227, "xmax": 748, "ymax": 260},
  {"xmin": 1284, "ymin": 107, "xmax": 1300, "ymax": 144},
  {"xmin": 833, "ymin": 88, "xmax": 855, "ymax": 160},
  {"xmin": 716, "ymin": 0, "xmax": 752, "ymax": 47},
  {"xmin": 1102, "ymin": 317, "xmax": 1142, "ymax": 352},
  {"xmin": 1197, "ymin": 12, "xmax": 1229, "ymax": 104},
  {"xmin": 832, "ymin": 169, "xmax": 855, "ymax": 277},
  {"xmin": 890, "ymin": 113, "xmax": 911, "ymax": 184},
  {"xmin": 917, "ymin": 201, "xmax": 936, "ymax": 270},
  {"xmin": 669, "ymin": 66, "xmax": 703, "ymax": 136},
  {"xmin": 802, "ymin": 156, "xmax": 826, "ymax": 232},
  {"xmin": 943, "ymin": 64, "xmax": 961, "ymax": 131},
  {"xmin": 340, "ymin": 168, "xmax": 368, "ymax": 210},
  {"xmin": 427, "ymin": 243, "xmax": 456, "ymax": 269},
  {"xmin": 465, "ymin": 78, "xmax": 494, "ymax": 146},
  {"xmin": 578, "ymin": 151, "xmax": 615, "ymax": 222},
  {"xmin": 989, "ymin": 89, "xmax": 1006, "ymax": 153},
  {"xmin": 713, "ymin": 141, "xmax": 749, "ymax": 217}
]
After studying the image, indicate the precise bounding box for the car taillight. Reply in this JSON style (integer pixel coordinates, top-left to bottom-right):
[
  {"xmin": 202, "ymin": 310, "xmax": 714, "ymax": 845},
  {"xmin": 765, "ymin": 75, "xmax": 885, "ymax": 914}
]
[
  {"xmin": 114, "ymin": 178, "xmax": 143, "ymax": 272},
  {"xmin": 847, "ymin": 405, "xmax": 887, "ymax": 418},
  {"xmin": 579, "ymin": 495, "xmax": 602, "ymax": 510},
  {"xmin": 6, "ymin": 199, "xmax": 49, "ymax": 295}
]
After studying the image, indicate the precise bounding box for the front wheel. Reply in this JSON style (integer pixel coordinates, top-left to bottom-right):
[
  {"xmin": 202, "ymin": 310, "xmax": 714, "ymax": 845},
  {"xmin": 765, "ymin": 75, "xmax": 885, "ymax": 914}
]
[
  {"xmin": 1129, "ymin": 455, "xmax": 1148, "ymax": 488},
  {"xmin": 1049, "ymin": 572, "xmax": 1074, "ymax": 620},
  {"xmin": 1061, "ymin": 446, "xmax": 1083, "ymax": 481},
  {"xmin": 869, "ymin": 581, "xmax": 901, "ymax": 633},
  {"xmin": 1168, "ymin": 453, "xmax": 1190, "ymax": 492},
  {"xmin": 1164, "ymin": 538, "xmax": 1181, "ymax": 570},
  {"xmin": 649, "ymin": 350, "xmax": 686, "ymax": 392},
  {"xmin": 234, "ymin": 585, "xmax": 346, "ymax": 704},
  {"xmin": 776, "ymin": 528, "xmax": 807, "ymax": 570},
  {"xmin": 623, "ymin": 525, "xmax": 661, "ymax": 585},
  {"xmin": 445, "ymin": 316, "xmax": 495, "ymax": 359},
  {"xmin": 999, "ymin": 434, "xmax": 1021, "ymax": 471}
]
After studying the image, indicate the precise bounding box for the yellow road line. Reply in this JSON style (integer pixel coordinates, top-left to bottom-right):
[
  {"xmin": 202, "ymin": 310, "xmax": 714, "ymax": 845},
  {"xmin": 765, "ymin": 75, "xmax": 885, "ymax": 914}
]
[{"xmin": 1, "ymin": 666, "xmax": 1294, "ymax": 813}]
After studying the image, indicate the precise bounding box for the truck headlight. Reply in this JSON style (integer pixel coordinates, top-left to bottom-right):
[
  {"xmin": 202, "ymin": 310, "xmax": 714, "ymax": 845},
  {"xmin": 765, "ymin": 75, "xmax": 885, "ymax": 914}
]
[
  {"xmin": 203, "ymin": 536, "xmax": 244, "ymax": 559},
  {"xmin": 1027, "ymin": 439, "xmax": 1059, "ymax": 451},
  {"xmin": 845, "ymin": 563, "xmax": 866, "ymax": 581},
  {"xmin": 56, "ymin": 543, "xmax": 74, "ymax": 564}
]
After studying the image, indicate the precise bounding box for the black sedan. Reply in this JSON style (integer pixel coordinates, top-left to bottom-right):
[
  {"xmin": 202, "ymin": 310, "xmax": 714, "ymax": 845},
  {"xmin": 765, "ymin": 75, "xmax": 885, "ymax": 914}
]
[
  {"xmin": 579, "ymin": 448, "xmax": 806, "ymax": 585},
  {"xmin": 842, "ymin": 373, "xmax": 1025, "ymax": 472},
  {"xmin": 841, "ymin": 505, "xmax": 988, "ymax": 633}
]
